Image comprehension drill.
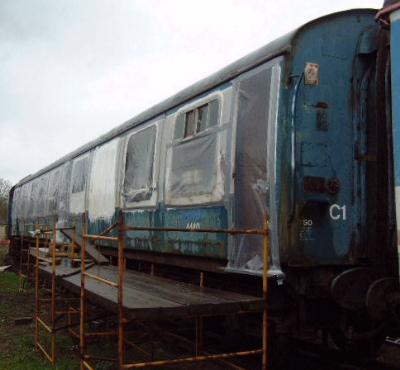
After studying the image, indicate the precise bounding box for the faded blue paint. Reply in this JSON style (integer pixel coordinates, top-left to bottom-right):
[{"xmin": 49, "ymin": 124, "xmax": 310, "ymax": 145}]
[
  {"xmin": 162, "ymin": 206, "xmax": 227, "ymax": 259},
  {"xmin": 286, "ymin": 11, "xmax": 378, "ymax": 264},
  {"xmin": 124, "ymin": 209, "xmax": 156, "ymax": 251},
  {"xmin": 87, "ymin": 211, "xmax": 118, "ymax": 248},
  {"xmin": 121, "ymin": 205, "xmax": 228, "ymax": 259}
]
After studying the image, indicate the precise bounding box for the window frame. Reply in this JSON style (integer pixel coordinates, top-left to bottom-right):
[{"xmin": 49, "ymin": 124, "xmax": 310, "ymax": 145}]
[
  {"xmin": 69, "ymin": 154, "xmax": 90, "ymax": 214},
  {"xmin": 173, "ymin": 96, "xmax": 221, "ymax": 141},
  {"xmin": 121, "ymin": 121, "xmax": 160, "ymax": 209},
  {"xmin": 70, "ymin": 156, "xmax": 89, "ymax": 195},
  {"xmin": 166, "ymin": 92, "xmax": 225, "ymax": 206}
]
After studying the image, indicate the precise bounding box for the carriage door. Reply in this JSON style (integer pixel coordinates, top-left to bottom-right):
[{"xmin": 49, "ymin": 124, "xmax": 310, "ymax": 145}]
[{"xmin": 229, "ymin": 58, "xmax": 282, "ymax": 274}]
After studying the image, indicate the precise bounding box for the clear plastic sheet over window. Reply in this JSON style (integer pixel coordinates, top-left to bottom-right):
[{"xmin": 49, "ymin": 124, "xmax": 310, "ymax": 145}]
[
  {"xmin": 71, "ymin": 157, "xmax": 88, "ymax": 194},
  {"xmin": 227, "ymin": 60, "xmax": 283, "ymax": 277},
  {"xmin": 11, "ymin": 184, "xmax": 29, "ymax": 236},
  {"xmin": 34, "ymin": 174, "xmax": 49, "ymax": 216},
  {"xmin": 47, "ymin": 163, "xmax": 71, "ymax": 221},
  {"xmin": 122, "ymin": 126, "xmax": 156, "ymax": 205},
  {"xmin": 166, "ymin": 132, "xmax": 224, "ymax": 205},
  {"xmin": 88, "ymin": 138, "xmax": 119, "ymax": 220},
  {"xmin": 11, "ymin": 163, "xmax": 71, "ymax": 230},
  {"xmin": 70, "ymin": 155, "xmax": 89, "ymax": 215},
  {"xmin": 25, "ymin": 177, "xmax": 46, "ymax": 218}
]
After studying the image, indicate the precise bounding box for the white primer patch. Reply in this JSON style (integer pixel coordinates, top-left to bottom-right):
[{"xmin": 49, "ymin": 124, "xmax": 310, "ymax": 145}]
[{"xmin": 88, "ymin": 138, "xmax": 119, "ymax": 220}]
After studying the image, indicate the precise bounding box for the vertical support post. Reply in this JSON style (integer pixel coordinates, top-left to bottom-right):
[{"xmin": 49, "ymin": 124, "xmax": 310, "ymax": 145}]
[
  {"xmin": 199, "ymin": 272, "xmax": 204, "ymax": 291},
  {"xmin": 68, "ymin": 299, "xmax": 72, "ymax": 337},
  {"xmin": 35, "ymin": 222, "xmax": 40, "ymax": 350},
  {"xmin": 71, "ymin": 216, "xmax": 77, "ymax": 263},
  {"xmin": 262, "ymin": 212, "xmax": 269, "ymax": 370},
  {"xmin": 51, "ymin": 216, "xmax": 57, "ymax": 364},
  {"xmin": 27, "ymin": 239, "xmax": 31, "ymax": 290},
  {"xmin": 19, "ymin": 218, "xmax": 27, "ymax": 292},
  {"xmin": 117, "ymin": 210, "xmax": 125, "ymax": 370},
  {"xmin": 80, "ymin": 213, "xmax": 86, "ymax": 370},
  {"xmin": 198, "ymin": 272, "xmax": 204, "ymax": 369}
]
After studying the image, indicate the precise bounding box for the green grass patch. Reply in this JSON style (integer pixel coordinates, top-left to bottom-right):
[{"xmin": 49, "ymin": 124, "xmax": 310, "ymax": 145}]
[
  {"xmin": 0, "ymin": 247, "xmax": 80, "ymax": 369},
  {"xmin": 0, "ymin": 333, "xmax": 78, "ymax": 370},
  {"xmin": 0, "ymin": 271, "xmax": 20, "ymax": 291}
]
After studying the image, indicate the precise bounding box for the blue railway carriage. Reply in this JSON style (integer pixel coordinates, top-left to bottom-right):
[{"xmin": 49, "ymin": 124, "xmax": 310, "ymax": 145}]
[{"xmin": 8, "ymin": 8, "xmax": 400, "ymax": 358}]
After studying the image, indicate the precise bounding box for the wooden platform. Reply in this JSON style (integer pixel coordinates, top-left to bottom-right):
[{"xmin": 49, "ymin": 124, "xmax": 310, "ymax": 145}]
[{"xmin": 37, "ymin": 263, "xmax": 265, "ymax": 321}]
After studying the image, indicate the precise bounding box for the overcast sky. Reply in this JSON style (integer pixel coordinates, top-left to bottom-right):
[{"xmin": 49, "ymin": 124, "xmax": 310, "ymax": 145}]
[{"xmin": 0, "ymin": 0, "xmax": 383, "ymax": 185}]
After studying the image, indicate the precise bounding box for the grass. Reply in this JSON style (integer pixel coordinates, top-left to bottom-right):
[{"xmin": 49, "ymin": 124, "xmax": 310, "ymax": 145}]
[
  {"xmin": 0, "ymin": 246, "xmax": 80, "ymax": 370},
  {"xmin": 0, "ymin": 270, "xmax": 19, "ymax": 291},
  {"xmin": 0, "ymin": 247, "xmax": 202, "ymax": 370}
]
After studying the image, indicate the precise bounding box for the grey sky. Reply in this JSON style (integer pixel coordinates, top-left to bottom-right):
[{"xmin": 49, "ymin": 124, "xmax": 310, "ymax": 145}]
[{"xmin": 0, "ymin": 0, "xmax": 383, "ymax": 185}]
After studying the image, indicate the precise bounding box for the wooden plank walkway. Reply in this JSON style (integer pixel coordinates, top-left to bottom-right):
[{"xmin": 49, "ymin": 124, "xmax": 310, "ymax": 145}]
[{"xmin": 38, "ymin": 263, "xmax": 265, "ymax": 321}]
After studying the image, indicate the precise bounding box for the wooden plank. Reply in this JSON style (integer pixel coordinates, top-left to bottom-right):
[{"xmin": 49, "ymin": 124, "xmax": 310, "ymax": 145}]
[
  {"xmin": 101, "ymin": 265, "xmax": 264, "ymax": 306},
  {"xmin": 38, "ymin": 262, "xmax": 92, "ymax": 278},
  {"xmin": 102, "ymin": 269, "xmax": 242, "ymax": 317},
  {"xmin": 60, "ymin": 229, "xmax": 109, "ymax": 265},
  {"xmin": 65, "ymin": 265, "xmax": 264, "ymax": 319},
  {"xmin": 39, "ymin": 263, "xmax": 265, "ymax": 320},
  {"xmin": 63, "ymin": 269, "xmax": 184, "ymax": 319}
]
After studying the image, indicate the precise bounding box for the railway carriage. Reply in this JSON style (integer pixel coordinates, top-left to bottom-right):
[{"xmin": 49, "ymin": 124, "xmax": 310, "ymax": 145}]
[{"xmin": 8, "ymin": 7, "xmax": 400, "ymax": 361}]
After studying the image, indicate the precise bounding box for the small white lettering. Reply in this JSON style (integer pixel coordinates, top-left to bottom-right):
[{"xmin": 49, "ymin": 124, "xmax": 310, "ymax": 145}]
[
  {"xmin": 186, "ymin": 222, "xmax": 200, "ymax": 229},
  {"xmin": 303, "ymin": 219, "xmax": 313, "ymax": 227}
]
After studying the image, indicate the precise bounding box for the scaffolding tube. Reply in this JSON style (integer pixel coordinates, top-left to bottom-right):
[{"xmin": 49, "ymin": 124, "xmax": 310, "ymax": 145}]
[
  {"xmin": 34, "ymin": 216, "xmax": 80, "ymax": 365},
  {"xmin": 78, "ymin": 210, "xmax": 268, "ymax": 370}
]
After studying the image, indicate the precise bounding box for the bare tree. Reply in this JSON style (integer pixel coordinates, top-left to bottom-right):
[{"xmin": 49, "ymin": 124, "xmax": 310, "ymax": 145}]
[{"xmin": 0, "ymin": 177, "xmax": 12, "ymax": 220}]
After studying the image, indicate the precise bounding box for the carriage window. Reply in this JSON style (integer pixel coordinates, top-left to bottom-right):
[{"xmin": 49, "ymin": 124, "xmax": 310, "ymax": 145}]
[
  {"xmin": 122, "ymin": 126, "xmax": 156, "ymax": 204},
  {"xmin": 208, "ymin": 99, "xmax": 219, "ymax": 128},
  {"xmin": 174, "ymin": 99, "xmax": 220, "ymax": 140},
  {"xmin": 174, "ymin": 115, "xmax": 185, "ymax": 140},
  {"xmin": 35, "ymin": 175, "xmax": 49, "ymax": 215},
  {"xmin": 166, "ymin": 96, "xmax": 224, "ymax": 206},
  {"xmin": 48, "ymin": 170, "xmax": 60, "ymax": 213},
  {"xmin": 196, "ymin": 105, "xmax": 208, "ymax": 133},
  {"xmin": 71, "ymin": 157, "xmax": 88, "ymax": 194}
]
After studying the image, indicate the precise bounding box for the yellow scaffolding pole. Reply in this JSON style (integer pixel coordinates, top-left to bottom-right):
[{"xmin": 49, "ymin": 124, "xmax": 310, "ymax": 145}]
[
  {"xmin": 80, "ymin": 212, "xmax": 123, "ymax": 370},
  {"xmin": 78, "ymin": 211, "xmax": 269, "ymax": 370},
  {"xmin": 35, "ymin": 215, "xmax": 80, "ymax": 365}
]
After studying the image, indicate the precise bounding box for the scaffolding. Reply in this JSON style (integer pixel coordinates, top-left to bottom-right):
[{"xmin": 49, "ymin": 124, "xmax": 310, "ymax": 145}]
[
  {"xmin": 79, "ymin": 211, "xmax": 269, "ymax": 370},
  {"xmin": 29, "ymin": 212, "xmax": 269, "ymax": 369},
  {"xmin": 34, "ymin": 216, "xmax": 80, "ymax": 364},
  {"xmin": 19, "ymin": 217, "xmax": 49, "ymax": 292}
]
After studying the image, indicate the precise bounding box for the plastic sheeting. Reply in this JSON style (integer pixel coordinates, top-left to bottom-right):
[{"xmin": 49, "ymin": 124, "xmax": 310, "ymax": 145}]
[
  {"xmin": 88, "ymin": 138, "xmax": 119, "ymax": 220},
  {"xmin": 165, "ymin": 132, "xmax": 224, "ymax": 206},
  {"xmin": 227, "ymin": 60, "xmax": 283, "ymax": 277},
  {"xmin": 33, "ymin": 174, "xmax": 49, "ymax": 216},
  {"xmin": 122, "ymin": 126, "xmax": 156, "ymax": 205},
  {"xmin": 71, "ymin": 157, "xmax": 88, "ymax": 194},
  {"xmin": 48, "ymin": 163, "xmax": 71, "ymax": 221},
  {"xmin": 69, "ymin": 155, "xmax": 89, "ymax": 214},
  {"xmin": 11, "ymin": 163, "xmax": 71, "ymax": 231},
  {"xmin": 11, "ymin": 186, "xmax": 23, "ymax": 223},
  {"xmin": 15, "ymin": 174, "xmax": 49, "ymax": 219}
]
